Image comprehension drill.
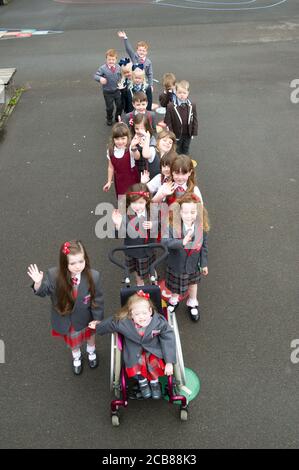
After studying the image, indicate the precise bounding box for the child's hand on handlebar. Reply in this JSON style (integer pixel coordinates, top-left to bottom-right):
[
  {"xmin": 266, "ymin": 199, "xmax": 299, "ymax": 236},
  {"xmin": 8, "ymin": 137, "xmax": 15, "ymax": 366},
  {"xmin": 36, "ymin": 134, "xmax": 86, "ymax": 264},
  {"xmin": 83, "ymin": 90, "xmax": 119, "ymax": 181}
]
[
  {"xmin": 88, "ymin": 320, "xmax": 101, "ymax": 329},
  {"xmin": 164, "ymin": 363, "xmax": 173, "ymax": 376}
]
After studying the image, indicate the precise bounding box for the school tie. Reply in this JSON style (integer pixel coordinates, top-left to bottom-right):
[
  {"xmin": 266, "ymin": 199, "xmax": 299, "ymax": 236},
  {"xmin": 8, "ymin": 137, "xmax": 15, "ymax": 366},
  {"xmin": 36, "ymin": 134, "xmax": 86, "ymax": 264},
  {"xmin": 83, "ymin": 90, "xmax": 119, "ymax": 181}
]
[
  {"xmin": 176, "ymin": 186, "xmax": 185, "ymax": 193},
  {"xmin": 109, "ymin": 66, "xmax": 116, "ymax": 73},
  {"xmin": 71, "ymin": 277, "xmax": 79, "ymax": 300}
]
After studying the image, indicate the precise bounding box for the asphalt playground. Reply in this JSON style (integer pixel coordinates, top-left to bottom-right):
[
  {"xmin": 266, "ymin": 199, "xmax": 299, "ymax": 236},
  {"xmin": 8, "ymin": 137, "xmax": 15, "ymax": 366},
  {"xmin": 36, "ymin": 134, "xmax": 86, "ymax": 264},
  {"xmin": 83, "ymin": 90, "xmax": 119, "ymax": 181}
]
[{"xmin": 0, "ymin": 0, "xmax": 299, "ymax": 449}]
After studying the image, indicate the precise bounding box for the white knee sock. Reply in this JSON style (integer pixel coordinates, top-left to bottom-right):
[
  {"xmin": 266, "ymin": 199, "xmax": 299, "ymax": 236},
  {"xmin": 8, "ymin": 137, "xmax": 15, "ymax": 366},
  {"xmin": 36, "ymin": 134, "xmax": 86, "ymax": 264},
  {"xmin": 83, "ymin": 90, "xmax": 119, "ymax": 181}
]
[
  {"xmin": 186, "ymin": 297, "xmax": 198, "ymax": 308},
  {"xmin": 72, "ymin": 349, "xmax": 81, "ymax": 366},
  {"xmin": 86, "ymin": 344, "xmax": 96, "ymax": 361}
]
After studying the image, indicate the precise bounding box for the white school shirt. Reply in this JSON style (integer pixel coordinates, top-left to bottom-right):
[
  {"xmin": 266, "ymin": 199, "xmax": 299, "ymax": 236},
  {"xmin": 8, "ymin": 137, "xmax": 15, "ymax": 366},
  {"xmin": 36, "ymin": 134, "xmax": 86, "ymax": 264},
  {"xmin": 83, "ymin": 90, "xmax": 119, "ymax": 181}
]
[
  {"xmin": 129, "ymin": 137, "xmax": 156, "ymax": 163},
  {"xmin": 107, "ymin": 147, "xmax": 136, "ymax": 168},
  {"xmin": 147, "ymin": 173, "xmax": 163, "ymax": 193},
  {"xmin": 71, "ymin": 273, "xmax": 81, "ymax": 284},
  {"xmin": 136, "ymin": 209, "xmax": 147, "ymax": 218},
  {"xmin": 183, "ymin": 223, "xmax": 195, "ymax": 236}
]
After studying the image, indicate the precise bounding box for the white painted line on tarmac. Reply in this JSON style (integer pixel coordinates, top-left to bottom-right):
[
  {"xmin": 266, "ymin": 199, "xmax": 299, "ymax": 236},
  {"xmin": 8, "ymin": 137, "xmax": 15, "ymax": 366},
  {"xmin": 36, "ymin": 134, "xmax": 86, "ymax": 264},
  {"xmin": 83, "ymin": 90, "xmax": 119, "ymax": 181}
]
[{"xmin": 153, "ymin": 0, "xmax": 288, "ymax": 11}]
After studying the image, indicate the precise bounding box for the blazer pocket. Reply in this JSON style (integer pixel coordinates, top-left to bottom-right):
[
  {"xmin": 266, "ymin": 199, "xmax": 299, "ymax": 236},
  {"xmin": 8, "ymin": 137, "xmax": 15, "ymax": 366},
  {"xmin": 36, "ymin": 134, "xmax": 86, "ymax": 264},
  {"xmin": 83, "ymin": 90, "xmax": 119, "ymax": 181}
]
[{"xmin": 151, "ymin": 329, "xmax": 161, "ymax": 338}]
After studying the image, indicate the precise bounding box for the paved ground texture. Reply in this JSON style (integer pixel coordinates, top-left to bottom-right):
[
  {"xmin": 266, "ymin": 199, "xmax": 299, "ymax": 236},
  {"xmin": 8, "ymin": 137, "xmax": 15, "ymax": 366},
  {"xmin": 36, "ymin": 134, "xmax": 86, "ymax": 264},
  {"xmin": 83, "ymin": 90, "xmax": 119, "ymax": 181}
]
[{"xmin": 0, "ymin": 0, "xmax": 299, "ymax": 449}]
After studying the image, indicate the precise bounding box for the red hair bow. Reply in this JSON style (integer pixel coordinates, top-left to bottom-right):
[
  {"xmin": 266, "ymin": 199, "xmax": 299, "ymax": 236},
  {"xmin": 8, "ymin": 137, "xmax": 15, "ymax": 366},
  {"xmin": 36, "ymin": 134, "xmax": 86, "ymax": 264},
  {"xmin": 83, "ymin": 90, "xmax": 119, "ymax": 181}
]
[
  {"xmin": 127, "ymin": 191, "xmax": 150, "ymax": 198},
  {"xmin": 136, "ymin": 290, "xmax": 150, "ymax": 300},
  {"xmin": 62, "ymin": 242, "xmax": 71, "ymax": 255}
]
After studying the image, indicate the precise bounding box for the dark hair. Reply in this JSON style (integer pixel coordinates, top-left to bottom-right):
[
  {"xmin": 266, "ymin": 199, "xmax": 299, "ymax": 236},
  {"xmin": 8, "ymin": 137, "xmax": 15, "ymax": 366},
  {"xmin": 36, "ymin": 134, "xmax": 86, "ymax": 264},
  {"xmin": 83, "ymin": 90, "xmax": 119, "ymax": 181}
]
[
  {"xmin": 131, "ymin": 113, "xmax": 154, "ymax": 137},
  {"xmin": 107, "ymin": 122, "xmax": 131, "ymax": 155},
  {"xmin": 160, "ymin": 152, "xmax": 177, "ymax": 171},
  {"xmin": 171, "ymin": 155, "xmax": 196, "ymax": 193},
  {"xmin": 132, "ymin": 91, "xmax": 148, "ymax": 103},
  {"xmin": 126, "ymin": 183, "xmax": 151, "ymax": 211},
  {"xmin": 56, "ymin": 240, "xmax": 97, "ymax": 315}
]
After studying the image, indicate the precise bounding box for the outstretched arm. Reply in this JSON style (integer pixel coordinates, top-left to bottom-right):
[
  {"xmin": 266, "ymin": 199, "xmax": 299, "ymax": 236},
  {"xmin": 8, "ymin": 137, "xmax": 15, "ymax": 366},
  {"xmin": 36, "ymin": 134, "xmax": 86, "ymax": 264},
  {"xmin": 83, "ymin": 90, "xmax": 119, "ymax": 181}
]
[
  {"xmin": 89, "ymin": 317, "xmax": 117, "ymax": 334},
  {"xmin": 27, "ymin": 264, "xmax": 44, "ymax": 292},
  {"xmin": 117, "ymin": 31, "xmax": 137, "ymax": 63}
]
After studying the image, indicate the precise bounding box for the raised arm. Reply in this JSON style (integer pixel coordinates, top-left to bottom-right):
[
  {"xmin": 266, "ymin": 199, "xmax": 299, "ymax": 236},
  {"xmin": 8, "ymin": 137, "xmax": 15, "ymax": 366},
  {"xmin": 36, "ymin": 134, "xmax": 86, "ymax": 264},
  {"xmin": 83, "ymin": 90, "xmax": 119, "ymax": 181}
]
[{"xmin": 118, "ymin": 31, "xmax": 137, "ymax": 63}]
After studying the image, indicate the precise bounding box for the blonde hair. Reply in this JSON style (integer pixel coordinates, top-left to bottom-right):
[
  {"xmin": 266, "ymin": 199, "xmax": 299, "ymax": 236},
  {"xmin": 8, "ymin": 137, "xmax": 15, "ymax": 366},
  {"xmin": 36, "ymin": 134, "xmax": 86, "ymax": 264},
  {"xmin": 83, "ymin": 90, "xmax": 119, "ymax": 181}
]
[
  {"xmin": 106, "ymin": 48, "xmax": 118, "ymax": 58},
  {"xmin": 136, "ymin": 41, "xmax": 149, "ymax": 50},
  {"xmin": 132, "ymin": 68, "xmax": 146, "ymax": 85},
  {"xmin": 115, "ymin": 294, "xmax": 155, "ymax": 321},
  {"xmin": 121, "ymin": 62, "xmax": 132, "ymax": 78},
  {"xmin": 176, "ymin": 80, "xmax": 190, "ymax": 92}
]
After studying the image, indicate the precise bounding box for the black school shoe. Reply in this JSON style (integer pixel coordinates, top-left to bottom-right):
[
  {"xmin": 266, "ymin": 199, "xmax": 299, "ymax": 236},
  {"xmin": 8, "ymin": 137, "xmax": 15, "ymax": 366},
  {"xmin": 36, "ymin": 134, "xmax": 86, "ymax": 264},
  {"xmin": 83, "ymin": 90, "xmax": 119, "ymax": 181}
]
[
  {"xmin": 167, "ymin": 301, "xmax": 180, "ymax": 313},
  {"xmin": 72, "ymin": 356, "xmax": 83, "ymax": 376},
  {"xmin": 150, "ymin": 381, "xmax": 162, "ymax": 400},
  {"xmin": 187, "ymin": 306, "xmax": 200, "ymax": 322},
  {"xmin": 87, "ymin": 351, "xmax": 98, "ymax": 369},
  {"xmin": 106, "ymin": 119, "xmax": 113, "ymax": 126}
]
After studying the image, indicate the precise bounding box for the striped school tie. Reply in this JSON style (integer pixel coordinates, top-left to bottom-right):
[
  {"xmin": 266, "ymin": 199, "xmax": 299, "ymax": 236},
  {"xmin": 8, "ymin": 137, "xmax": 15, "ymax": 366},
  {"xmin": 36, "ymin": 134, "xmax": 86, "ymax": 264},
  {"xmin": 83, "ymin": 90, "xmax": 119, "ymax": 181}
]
[{"xmin": 71, "ymin": 277, "xmax": 79, "ymax": 300}]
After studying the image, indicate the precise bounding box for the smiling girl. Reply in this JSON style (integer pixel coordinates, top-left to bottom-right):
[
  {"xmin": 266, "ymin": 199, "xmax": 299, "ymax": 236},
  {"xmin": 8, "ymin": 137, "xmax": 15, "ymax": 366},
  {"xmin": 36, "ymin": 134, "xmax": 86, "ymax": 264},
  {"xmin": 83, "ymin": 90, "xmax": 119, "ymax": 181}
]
[
  {"xmin": 89, "ymin": 291, "xmax": 175, "ymax": 399},
  {"xmin": 103, "ymin": 122, "xmax": 139, "ymax": 198}
]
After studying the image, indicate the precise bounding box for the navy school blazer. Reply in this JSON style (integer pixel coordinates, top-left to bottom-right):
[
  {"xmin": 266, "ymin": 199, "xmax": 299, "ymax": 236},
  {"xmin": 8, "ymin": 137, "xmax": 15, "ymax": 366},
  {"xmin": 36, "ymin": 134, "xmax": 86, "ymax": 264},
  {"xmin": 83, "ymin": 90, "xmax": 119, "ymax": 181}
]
[
  {"xmin": 96, "ymin": 312, "xmax": 176, "ymax": 368},
  {"xmin": 33, "ymin": 267, "xmax": 104, "ymax": 335},
  {"xmin": 162, "ymin": 223, "xmax": 208, "ymax": 275}
]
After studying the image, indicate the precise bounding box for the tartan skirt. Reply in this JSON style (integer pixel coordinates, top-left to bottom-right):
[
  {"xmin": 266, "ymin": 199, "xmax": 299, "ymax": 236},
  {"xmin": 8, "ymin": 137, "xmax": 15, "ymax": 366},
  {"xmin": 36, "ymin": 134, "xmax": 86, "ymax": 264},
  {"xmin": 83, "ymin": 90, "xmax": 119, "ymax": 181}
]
[
  {"xmin": 52, "ymin": 325, "xmax": 95, "ymax": 349},
  {"xmin": 125, "ymin": 253, "xmax": 156, "ymax": 279},
  {"xmin": 126, "ymin": 350, "xmax": 165, "ymax": 381},
  {"xmin": 165, "ymin": 266, "xmax": 201, "ymax": 296}
]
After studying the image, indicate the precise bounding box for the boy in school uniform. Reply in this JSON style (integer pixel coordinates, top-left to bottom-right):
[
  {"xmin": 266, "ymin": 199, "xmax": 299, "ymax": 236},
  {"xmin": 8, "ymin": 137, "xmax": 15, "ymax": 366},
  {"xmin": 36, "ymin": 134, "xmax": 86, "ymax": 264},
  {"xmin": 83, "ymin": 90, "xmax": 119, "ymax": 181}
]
[
  {"xmin": 164, "ymin": 80, "xmax": 198, "ymax": 155},
  {"xmin": 123, "ymin": 91, "xmax": 157, "ymax": 132},
  {"xmin": 94, "ymin": 48, "xmax": 123, "ymax": 126},
  {"xmin": 118, "ymin": 31, "xmax": 153, "ymax": 89}
]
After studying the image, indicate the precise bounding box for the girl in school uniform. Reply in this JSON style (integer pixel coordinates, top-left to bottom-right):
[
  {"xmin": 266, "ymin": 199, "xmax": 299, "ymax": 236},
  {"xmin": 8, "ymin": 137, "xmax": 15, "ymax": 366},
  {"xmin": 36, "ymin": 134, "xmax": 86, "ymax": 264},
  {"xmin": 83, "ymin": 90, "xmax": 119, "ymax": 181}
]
[
  {"xmin": 130, "ymin": 113, "xmax": 158, "ymax": 180},
  {"xmin": 140, "ymin": 129, "xmax": 177, "ymax": 199},
  {"xmin": 118, "ymin": 57, "xmax": 133, "ymax": 116},
  {"xmin": 162, "ymin": 194, "xmax": 210, "ymax": 322},
  {"xmin": 124, "ymin": 66, "xmax": 152, "ymax": 112},
  {"xmin": 143, "ymin": 152, "xmax": 177, "ymax": 203},
  {"xmin": 167, "ymin": 154, "xmax": 203, "ymax": 205},
  {"xmin": 152, "ymin": 154, "xmax": 203, "ymax": 206},
  {"xmin": 103, "ymin": 122, "xmax": 139, "ymax": 198},
  {"xmin": 27, "ymin": 240, "xmax": 104, "ymax": 375},
  {"xmin": 89, "ymin": 290, "xmax": 176, "ymax": 399},
  {"xmin": 112, "ymin": 183, "xmax": 158, "ymax": 287}
]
